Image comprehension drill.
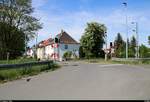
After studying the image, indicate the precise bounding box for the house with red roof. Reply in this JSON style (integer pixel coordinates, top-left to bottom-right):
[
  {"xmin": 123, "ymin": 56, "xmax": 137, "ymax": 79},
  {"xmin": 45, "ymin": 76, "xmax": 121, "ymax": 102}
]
[{"xmin": 37, "ymin": 30, "xmax": 80, "ymax": 61}]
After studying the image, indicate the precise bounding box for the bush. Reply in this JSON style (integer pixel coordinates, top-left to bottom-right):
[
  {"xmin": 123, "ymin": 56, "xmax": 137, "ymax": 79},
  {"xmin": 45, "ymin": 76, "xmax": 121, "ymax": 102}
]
[
  {"xmin": 99, "ymin": 50, "xmax": 105, "ymax": 58},
  {"xmin": 0, "ymin": 69, "xmax": 19, "ymax": 81},
  {"xmin": 79, "ymin": 46, "xmax": 85, "ymax": 58},
  {"xmin": 63, "ymin": 51, "xmax": 72, "ymax": 60}
]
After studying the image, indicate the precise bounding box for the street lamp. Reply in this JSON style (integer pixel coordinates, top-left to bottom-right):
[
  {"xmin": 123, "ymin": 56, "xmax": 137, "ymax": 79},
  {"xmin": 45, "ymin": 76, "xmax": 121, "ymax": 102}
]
[
  {"xmin": 123, "ymin": 2, "xmax": 128, "ymax": 59},
  {"xmin": 131, "ymin": 22, "xmax": 139, "ymax": 59}
]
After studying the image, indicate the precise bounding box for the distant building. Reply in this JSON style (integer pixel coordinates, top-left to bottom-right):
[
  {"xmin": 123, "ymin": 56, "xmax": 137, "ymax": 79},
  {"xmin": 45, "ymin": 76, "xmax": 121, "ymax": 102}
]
[
  {"xmin": 26, "ymin": 47, "xmax": 34, "ymax": 57},
  {"xmin": 37, "ymin": 30, "xmax": 80, "ymax": 61},
  {"xmin": 103, "ymin": 42, "xmax": 115, "ymax": 58}
]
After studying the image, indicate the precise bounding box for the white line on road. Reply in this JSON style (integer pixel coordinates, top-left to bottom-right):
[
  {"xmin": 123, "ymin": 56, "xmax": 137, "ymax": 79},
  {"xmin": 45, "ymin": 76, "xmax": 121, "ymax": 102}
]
[{"xmin": 99, "ymin": 64, "xmax": 123, "ymax": 67}]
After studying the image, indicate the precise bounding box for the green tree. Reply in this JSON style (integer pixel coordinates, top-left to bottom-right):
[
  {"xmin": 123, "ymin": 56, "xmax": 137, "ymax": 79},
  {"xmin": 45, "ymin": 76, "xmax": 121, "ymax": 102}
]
[
  {"xmin": 114, "ymin": 33, "xmax": 126, "ymax": 58},
  {"xmin": 80, "ymin": 22, "xmax": 106, "ymax": 58},
  {"xmin": 139, "ymin": 44, "xmax": 150, "ymax": 58},
  {"xmin": 0, "ymin": 22, "xmax": 25, "ymax": 59},
  {"xmin": 79, "ymin": 46, "xmax": 85, "ymax": 58},
  {"xmin": 129, "ymin": 36, "xmax": 136, "ymax": 57},
  {"xmin": 148, "ymin": 36, "xmax": 150, "ymax": 45},
  {"xmin": 0, "ymin": 0, "xmax": 42, "ymax": 59},
  {"xmin": 63, "ymin": 51, "xmax": 72, "ymax": 60}
]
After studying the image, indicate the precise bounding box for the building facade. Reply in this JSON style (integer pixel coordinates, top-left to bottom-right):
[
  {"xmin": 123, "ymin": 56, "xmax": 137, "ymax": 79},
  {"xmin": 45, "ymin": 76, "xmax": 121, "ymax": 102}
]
[{"xmin": 37, "ymin": 30, "xmax": 80, "ymax": 61}]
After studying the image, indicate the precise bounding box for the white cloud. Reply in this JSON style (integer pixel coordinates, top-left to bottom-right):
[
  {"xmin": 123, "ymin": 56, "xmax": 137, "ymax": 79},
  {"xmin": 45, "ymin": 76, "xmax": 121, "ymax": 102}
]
[{"xmin": 29, "ymin": 3, "xmax": 150, "ymax": 47}]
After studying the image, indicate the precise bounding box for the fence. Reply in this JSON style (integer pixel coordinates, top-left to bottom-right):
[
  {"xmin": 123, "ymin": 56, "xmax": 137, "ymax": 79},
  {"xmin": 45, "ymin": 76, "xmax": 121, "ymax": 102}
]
[{"xmin": 0, "ymin": 60, "xmax": 54, "ymax": 70}]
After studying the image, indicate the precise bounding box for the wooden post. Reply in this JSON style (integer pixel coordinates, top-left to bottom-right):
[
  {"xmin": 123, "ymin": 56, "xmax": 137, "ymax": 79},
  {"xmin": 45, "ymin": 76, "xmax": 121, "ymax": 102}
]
[
  {"xmin": 7, "ymin": 52, "xmax": 10, "ymax": 64},
  {"xmin": 105, "ymin": 53, "xmax": 107, "ymax": 61}
]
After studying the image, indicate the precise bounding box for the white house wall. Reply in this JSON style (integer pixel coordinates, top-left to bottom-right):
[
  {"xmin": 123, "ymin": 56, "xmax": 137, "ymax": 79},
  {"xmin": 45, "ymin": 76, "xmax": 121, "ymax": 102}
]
[
  {"xmin": 58, "ymin": 44, "xmax": 80, "ymax": 61},
  {"xmin": 26, "ymin": 49, "xmax": 33, "ymax": 57},
  {"xmin": 45, "ymin": 45, "xmax": 54, "ymax": 59},
  {"xmin": 37, "ymin": 47, "xmax": 45, "ymax": 59},
  {"xmin": 37, "ymin": 43, "xmax": 80, "ymax": 61}
]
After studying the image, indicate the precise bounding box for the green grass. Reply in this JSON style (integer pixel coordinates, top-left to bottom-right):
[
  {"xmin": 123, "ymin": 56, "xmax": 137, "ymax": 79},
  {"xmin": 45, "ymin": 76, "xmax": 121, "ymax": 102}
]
[
  {"xmin": 80, "ymin": 58, "xmax": 150, "ymax": 65},
  {"xmin": 0, "ymin": 63, "xmax": 60, "ymax": 83},
  {"xmin": 112, "ymin": 60, "xmax": 150, "ymax": 65},
  {"xmin": 0, "ymin": 58, "xmax": 37, "ymax": 64},
  {"xmin": 80, "ymin": 58, "xmax": 114, "ymax": 64}
]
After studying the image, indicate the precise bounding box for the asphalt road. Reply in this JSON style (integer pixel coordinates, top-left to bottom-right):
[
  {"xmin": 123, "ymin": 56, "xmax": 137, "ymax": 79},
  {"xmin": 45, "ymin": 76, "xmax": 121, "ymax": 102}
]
[{"xmin": 0, "ymin": 61, "xmax": 150, "ymax": 100}]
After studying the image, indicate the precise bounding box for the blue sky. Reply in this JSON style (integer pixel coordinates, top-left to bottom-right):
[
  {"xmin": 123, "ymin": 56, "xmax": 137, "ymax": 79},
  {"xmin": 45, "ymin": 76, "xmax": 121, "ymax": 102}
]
[{"xmin": 29, "ymin": 0, "xmax": 150, "ymax": 47}]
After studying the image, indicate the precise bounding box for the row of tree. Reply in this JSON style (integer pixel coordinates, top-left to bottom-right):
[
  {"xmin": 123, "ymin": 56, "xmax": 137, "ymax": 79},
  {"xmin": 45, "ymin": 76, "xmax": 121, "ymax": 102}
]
[
  {"xmin": 0, "ymin": 0, "xmax": 42, "ymax": 60},
  {"xmin": 79, "ymin": 22, "xmax": 150, "ymax": 59},
  {"xmin": 0, "ymin": 0, "xmax": 149, "ymax": 60},
  {"xmin": 114, "ymin": 33, "xmax": 150, "ymax": 58}
]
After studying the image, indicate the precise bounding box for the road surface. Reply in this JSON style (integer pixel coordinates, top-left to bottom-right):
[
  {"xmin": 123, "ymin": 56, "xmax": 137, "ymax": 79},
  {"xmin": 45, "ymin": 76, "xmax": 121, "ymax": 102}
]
[{"xmin": 0, "ymin": 61, "xmax": 150, "ymax": 100}]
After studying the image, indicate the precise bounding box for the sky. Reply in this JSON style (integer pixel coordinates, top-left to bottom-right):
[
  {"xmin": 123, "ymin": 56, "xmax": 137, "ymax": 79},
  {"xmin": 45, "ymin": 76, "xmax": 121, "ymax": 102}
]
[{"xmin": 29, "ymin": 0, "xmax": 150, "ymax": 47}]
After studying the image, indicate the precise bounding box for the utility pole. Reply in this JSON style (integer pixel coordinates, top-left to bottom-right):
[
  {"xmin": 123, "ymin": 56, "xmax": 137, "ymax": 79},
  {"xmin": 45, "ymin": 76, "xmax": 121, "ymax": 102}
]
[
  {"xmin": 123, "ymin": 2, "xmax": 128, "ymax": 59},
  {"xmin": 104, "ymin": 29, "xmax": 107, "ymax": 61},
  {"xmin": 36, "ymin": 33, "xmax": 38, "ymax": 59},
  {"xmin": 54, "ymin": 33, "xmax": 56, "ymax": 62},
  {"xmin": 136, "ymin": 22, "xmax": 139, "ymax": 58},
  {"xmin": 132, "ymin": 22, "xmax": 139, "ymax": 59},
  {"xmin": 25, "ymin": 34, "xmax": 27, "ymax": 56}
]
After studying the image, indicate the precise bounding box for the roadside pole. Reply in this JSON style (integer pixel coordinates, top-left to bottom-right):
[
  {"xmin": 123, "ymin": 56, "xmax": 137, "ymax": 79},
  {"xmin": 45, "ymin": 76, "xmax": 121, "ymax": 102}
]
[
  {"xmin": 25, "ymin": 34, "xmax": 27, "ymax": 56},
  {"xmin": 104, "ymin": 29, "xmax": 107, "ymax": 61},
  {"xmin": 54, "ymin": 44, "xmax": 56, "ymax": 63},
  {"xmin": 131, "ymin": 22, "xmax": 139, "ymax": 59},
  {"xmin": 136, "ymin": 22, "xmax": 139, "ymax": 58},
  {"xmin": 7, "ymin": 52, "xmax": 10, "ymax": 64},
  {"xmin": 36, "ymin": 33, "xmax": 38, "ymax": 60},
  {"xmin": 123, "ymin": 2, "xmax": 128, "ymax": 59}
]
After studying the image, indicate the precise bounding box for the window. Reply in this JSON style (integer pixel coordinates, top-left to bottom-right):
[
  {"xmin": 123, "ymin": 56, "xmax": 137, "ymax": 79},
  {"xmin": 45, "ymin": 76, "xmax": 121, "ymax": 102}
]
[{"xmin": 65, "ymin": 44, "xmax": 68, "ymax": 49}]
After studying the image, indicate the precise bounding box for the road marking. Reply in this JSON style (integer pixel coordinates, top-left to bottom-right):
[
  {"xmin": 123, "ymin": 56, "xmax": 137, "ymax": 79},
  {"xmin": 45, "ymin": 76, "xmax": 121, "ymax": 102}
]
[{"xmin": 99, "ymin": 64, "xmax": 123, "ymax": 67}]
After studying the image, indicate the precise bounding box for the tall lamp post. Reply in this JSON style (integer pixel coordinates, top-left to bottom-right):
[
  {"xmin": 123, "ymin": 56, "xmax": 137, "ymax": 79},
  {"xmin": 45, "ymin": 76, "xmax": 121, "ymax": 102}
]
[
  {"xmin": 131, "ymin": 22, "xmax": 139, "ymax": 59},
  {"xmin": 123, "ymin": 2, "xmax": 128, "ymax": 59}
]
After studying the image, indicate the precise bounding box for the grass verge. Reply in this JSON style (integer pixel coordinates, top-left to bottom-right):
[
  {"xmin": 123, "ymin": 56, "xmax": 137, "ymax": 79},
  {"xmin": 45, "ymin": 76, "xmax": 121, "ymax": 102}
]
[
  {"xmin": 80, "ymin": 58, "xmax": 150, "ymax": 65},
  {"xmin": 0, "ymin": 58, "xmax": 37, "ymax": 64},
  {"xmin": 0, "ymin": 62, "xmax": 60, "ymax": 84},
  {"xmin": 81, "ymin": 58, "xmax": 115, "ymax": 64},
  {"xmin": 112, "ymin": 60, "xmax": 150, "ymax": 65}
]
